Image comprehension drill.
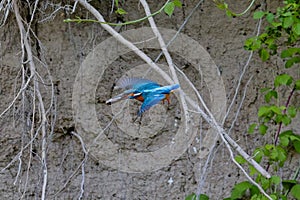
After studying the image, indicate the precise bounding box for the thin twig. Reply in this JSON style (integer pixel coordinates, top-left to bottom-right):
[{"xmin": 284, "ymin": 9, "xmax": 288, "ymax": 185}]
[
  {"xmin": 13, "ymin": 1, "xmax": 48, "ymax": 199},
  {"xmin": 140, "ymin": 0, "xmax": 190, "ymax": 129},
  {"xmin": 71, "ymin": 131, "xmax": 88, "ymax": 200}
]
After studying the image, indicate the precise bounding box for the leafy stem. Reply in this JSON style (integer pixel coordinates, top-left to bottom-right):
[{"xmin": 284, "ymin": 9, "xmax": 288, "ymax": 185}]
[
  {"xmin": 213, "ymin": 0, "xmax": 256, "ymax": 17},
  {"xmin": 274, "ymin": 87, "xmax": 295, "ymax": 146},
  {"xmin": 64, "ymin": 0, "xmax": 171, "ymax": 26}
]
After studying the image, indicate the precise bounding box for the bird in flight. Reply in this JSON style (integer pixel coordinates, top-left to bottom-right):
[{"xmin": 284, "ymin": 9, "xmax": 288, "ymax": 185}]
[{"xmin": 106, "ymin": 77, "xmax": 180, "ymax": 116}]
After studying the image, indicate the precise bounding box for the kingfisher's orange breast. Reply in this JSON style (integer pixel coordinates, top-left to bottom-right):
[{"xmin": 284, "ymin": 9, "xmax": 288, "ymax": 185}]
[{"xmin": 135, "ymin": 95, "xmax": 144, "ymax": 102}]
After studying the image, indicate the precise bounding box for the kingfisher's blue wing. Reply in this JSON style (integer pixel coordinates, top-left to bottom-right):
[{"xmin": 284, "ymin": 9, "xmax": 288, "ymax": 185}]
[
  {"xmin": 138, "ymin": 93, "xmax": 165, "ymax": 116},
  {"xmin": 116, "ymin": 77, "xmax": 160, "ymax": 90},
  {"xmin": 143, "ymin": 84, "xmax": 180, "ymax": 94}
]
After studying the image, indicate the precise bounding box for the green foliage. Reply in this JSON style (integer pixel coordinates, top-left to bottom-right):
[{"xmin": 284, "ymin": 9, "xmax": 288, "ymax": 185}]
[
  {"xmin": 164, "ymin": 0, "xmax": 182, "ymax": 17},
  {"xmin": 230, "ymin": 181, "xmax": 259, "ymax": 199},
  {"xmin": 291, "ymin": 184, "xmax": 300, "ymax": 200},
  {"xmin": 219, "ymin": 1, "xmax": 300, "ymax": 200},
  {"xmin": 244, "ymin": 0, "xmax": 300, "ymax": 62},
  {"xmin": 213, "ymin": 0, "xmax": 256, "ymax": 17},
  {"xmin": 64, "ymin": 1, "xmax": 181, "ymax": 26}
]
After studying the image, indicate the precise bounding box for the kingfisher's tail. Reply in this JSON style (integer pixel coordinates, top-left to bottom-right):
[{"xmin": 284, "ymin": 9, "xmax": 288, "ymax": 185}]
[{"xmin": 105, "ymin": 89, "xmax": 135, "ymax": 104}]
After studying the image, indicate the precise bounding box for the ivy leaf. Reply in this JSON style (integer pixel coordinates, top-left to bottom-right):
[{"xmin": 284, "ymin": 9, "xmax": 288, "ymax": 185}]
[
  {"xmin": 282, "ymin": 115, "xmax": 291, "ymax": 126},
  {"xmin": 287, "ymin": 106, "xmax": 297, "ymax": 118},
  {"xmin": 281, "ymin": 47, "xmax": 300, "ymax": 58},
  {"xmin": 258, "ymin": 106, "xmax": 269, "ymax": 117},
  {"xmin": 285, "ymin": 56, "xmax": 300, "ymax": 68},
  {"xmin": 270, "ymin": 105, "xmax": 284, "ymax": 115},
  {"xmin": 292, "ymin": 140, "xmax": 300, "ymax": 153},
  {"xmin": 114, "ymin": 0, "xmax": 119, "ymax": 7},
  {"xmin": 164, "ymin": 2, "xmax": 175, "ymax": 17},
  {"xmin": 216, "ymin": 2, "xmax": 228, "ymax": 10},
  {"xmin": 265, "ymin": 90, "xmax": 277, "ymax": 103},
  {"xmin": 279, "ymin": 134, "xmax": 289, "ymax": 147},
  {"xmin": 115, "ymin": 8, "xmax": 127, "ymax": 15},
  {"xmin": 231, "ymin": 181, "xmax": 252, "ymax": 199},
  {"xmin": 270, "ymin": 176, "xmax": 281, "ymax": 185},
  {"xmin": 173, "ymin": 0, "xmax": 182, "ymax": 8},
  {"xmin": 259, "ymin": 124, "xmax": 268, "ymax": 135},
  {"xmin": 244, "ymin": 37, "xmax": 261, "ymax": 51},
  {"xmin": 235, "ymin": 155, "xmax": 246, "ymax": 164},
  {"xmin": 266, "ymin": 13, "xmax": 274, "ymax": 23},
  {"xmin": 253, "ymin": 11, "xmax": 265, "ymax": 19},
  {"xmin": 292, "ymin": 22, "xmax": 300, "ymax": 35},
  {"xmin": 226, "ymin": 10, "xmax": 233, "ymax": 17},
  {"xmin": 259, "ymin": 48, "xmax": 270, "ymax": 61},
  {"xmin": 283, "ymin": 16, "xmax": 294, "ymax": 28},
  {"xmin": 253, "ymin": 148, "xmax": 263, "ymax": 163},
  {"xmin": 276, "ymin": 146, "xmax": 287, "ymax": 165},
  {"xmin": 274, "ymin": 74, "xmax": 293, "ymax": 87},
  {"xmin": 291, "ymin": 184, "xmax": 300, "ymax": 200},
  {"xmin": 282, "ymin": 180, "xmax": 297, "ymax": 190},
  {"xmin": 248, "ymin": 123, "xmax": 257, "ymax": 134}
]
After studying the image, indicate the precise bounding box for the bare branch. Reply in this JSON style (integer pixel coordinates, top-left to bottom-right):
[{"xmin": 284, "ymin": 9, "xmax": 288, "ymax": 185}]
[
  {"xmin": 13, "ymin": 1, "xmax": 49, "ymax": 199},
  {"xmin": 139, "ymin": 0, "xmax": 190, "ymax": 130},
  {"xmin": 71, "ymin": 131, "xmax": 88, "ymax": 200}
]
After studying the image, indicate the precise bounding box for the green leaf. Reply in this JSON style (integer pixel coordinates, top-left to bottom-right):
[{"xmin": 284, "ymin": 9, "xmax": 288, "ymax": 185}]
[
  {"xmin": 282, "ymin": 180, "xmax": 297, "ymax": 190},
  {"xmin": 248, "ymin": 124, "xmax": 257, "ymax": 134},
  {"xmin": 285, "ymin": 56, "xmax": 300, "ymax": 68},
  {"xmin": 253, "ymin": 148, "xmax": 263, "ymax": 163},
  {"xmin": 216, "ymin": 2, "xmax": 227, "ymax": 10},
  {"xmin": 259, "ymin": 48, "xmax": 270, "ymax": 61},
  {"xmin": 270, "ymin": 106, "xmax": 284, "ymax": 115},
  {"xmin": 266, "ymin": 13, "xmax": 274, "ymax": 23},
  {"xmin": 291, "ymin": 184, "xmax": 300, "ymax": 200},
  {"xmin": 258, "ymin": 106, "xmax": 269, "ymax": 117},
  {"xmin": 261, "ymin": 176, "xmax": 270, "ymax": 189},
  {"xmin": 115, "ymin": 8, "xmax": 127, "ymax": 15},
  {"xmin": 282, "ymin": 115, "xmax": 291, "ymax": 126},
  {"xmin": 244, "ymin": 37, "xmax": 261, "ymax": 51},
  {"xmin": 260, "ymin": 87, "xmax": 271, "ymax": 93},
  {"xmin": 253, "ymin": 11, "xmax": 265, "ymax": 19},
  {"xmin": 265, "ymin": 144, "xmax": 274, "ymax": 150},
  {"xmin": 114, "ymin": 0, "xmax": 119, "ymax": 7},
  {"xmin": 231, "ymin": 181, "xmax": 252, "ymax": 199},
  {"xmin": 290, "ymin": 135, "xmax": 300, "ymax": 142},
  {"xmin": 173, "ymin": 0, "xmax": 182, "ymax": 8},
  {"xmin": 287, "ymin": 106, "xmax": 297, "ymax": 118},
  {"xmin": 295, "ymin": 80, "xmax": 300, "ymax": 90},
  {"xmin": 265, "ymin": 90, "xmax": 278, "ymax": 103},
  {"xmin": 279, "ymin": 134, "xmax": 290, "ymax": 147},
  {"xmin": 270, "ymin": 147, "xmax": 279, "ymax": 160},
  {"xmin": 164, "ymin": 2, "xmax": 175, "ymax": 17},
  {"xmin": 276, "ymin": 146, "xmax": 287, "ymax": 164},
  {"xmin": 283, "ymin": 16, "xmax": 294, "ymax": 28},
  {"xmin": 235, "ymin": 155, "xmax": 246, "ymax": 164},
  {"xmin": 249, "ymin": 165, "xmax": 258, "ymax": 175},
  {"xmin": 274, "ymin": 74, "xmax": 293, "ymax": 87},
  {"xmin": 259, "ymin": 124, "xmax": 268, "ymax": 135},
  {"xmin": 281, "ymin": 47, "xmax": 300, "ymax": 58},
  {"xmin": 270, "ymin": 176, "xmax": 281, "ymax": 185},
  {"xmin": 226, "ymin": 10, "xmax": 233, "ymax": 17},
  {"xmin": 292, "ymin": 140, "xmax": 300, "ymax": 153},
  {"xmin": 293, "ymin": 22, "xmax": 300, "ymax": 35}
]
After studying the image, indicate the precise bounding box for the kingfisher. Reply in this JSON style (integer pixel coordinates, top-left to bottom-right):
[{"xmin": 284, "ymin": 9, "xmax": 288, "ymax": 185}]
[{"xmin": 106, "ymin": 77, "xmax": 180, "ymax": 116}]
